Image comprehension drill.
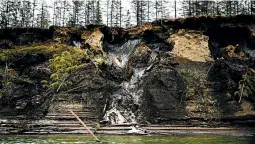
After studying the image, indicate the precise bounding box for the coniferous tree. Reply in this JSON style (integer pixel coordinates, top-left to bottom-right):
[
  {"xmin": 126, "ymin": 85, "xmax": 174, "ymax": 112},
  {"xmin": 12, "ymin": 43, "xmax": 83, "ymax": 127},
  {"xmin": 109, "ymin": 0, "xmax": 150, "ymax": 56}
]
[
  {"xmin": 125, "ymin": 9, "xmax": 131, "ymax": 28},
  {"xmin": 95, "ymin": 0, "xmax": 103, "ymax": 25},
  {"xmin": 132, "ymin": 0, "xmax": 150, "ymax": 26},
  {"xmin": 61, "ymin": 0, "xmax": 71, "ymax": 26},
  {"xmin": 71, "ymin": 0, "xmax": 83, "ymax": 26},
  {"xmin": 146, "ymin": 0, "xmax": 153, "ymax": 22},
  {"xmin": 154, "ymin": 0, "xmax": 160, "ymax": 20},
  {"xmin": 251, "ymin": 0, "xmax": 255, "ymax": 15},
  {"xmin": 105, "ymin": 0, "xmax": 110, "ymax": 26},
  {"xmin": 131, "ymin": 0, "xmax": 141, "ymax": 26},
  {"xmin": 85, "ymin": 0, "xmax": 95, "ymax": 25},
  {"xmin": 4, "ymin": 0, "xmax": 20, "ymax": 28},
  {"xmin": 108, "ymin": 0, "xmax": 122, "ymax": 27},
  {"xmin": 119, "ymin": 0, "xmax": 122, "ymax": 27},
  {"xmin": 54, "ymin": 1, "xmax": 62, "ymax": 26},
  {"xmin": 182, "ymin": 0, "xmax": 193, "ymax": 17},
  {"xmin": 36, "ymin": 0, "xmax": 50, "ymax": 28},
  {"xmin": 174, "ymin": 0, "xmax": 177, "ymax": 18},
  {"xmin": 0, "ymin": 0, "xmax": 8, "ymax": 28},
  {"xmin": 19, "ymin": 0, "xmax": 32, "ymax": 28},
  {"xmin": 31, "ymin": 0, "xmax": 38, "ymax": 28}
]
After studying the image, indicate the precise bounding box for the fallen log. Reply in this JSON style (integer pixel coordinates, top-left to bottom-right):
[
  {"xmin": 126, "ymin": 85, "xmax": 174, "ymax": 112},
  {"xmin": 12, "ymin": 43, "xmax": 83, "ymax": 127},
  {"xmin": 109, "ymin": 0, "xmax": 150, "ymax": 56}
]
[{"xmin": 69, "ymin": 110, "xmax": 100, "ymax": 142}]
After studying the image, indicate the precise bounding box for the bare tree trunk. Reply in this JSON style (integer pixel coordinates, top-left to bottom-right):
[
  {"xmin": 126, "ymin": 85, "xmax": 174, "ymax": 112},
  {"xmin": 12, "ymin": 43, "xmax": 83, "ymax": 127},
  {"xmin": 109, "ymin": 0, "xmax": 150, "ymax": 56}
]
[
  {"xmin": 53, "ymin": 2, "xmax": 56, "ymax": 25},
  {"xmin": 119, "ymin": 0, "xmax": 122, "ymax": 27},
  {"xmin": 147, "ymin": 1, "xmax": 150, "ymax": 22},
  {"xmin": 174, "ymin": 0, "xmax": 177, "ymax": 18},
  {"xmin": 32, "ymin": 0, "xmax": 36, "ymax": 28},
  {"xmin": 137, "ymin": 0, "xmax": 140, "ymax": 26},
  {"xmin": 110, "ymin": 0, "xmax": 113, "ymax": 27},
  {"xmin": 5, "ymin": 1, "xmax": 9, "ymax": 28},
  {"xmin": 106, "ymin": 0, "xmax": 109, "ymax": 26},
  {"xmin": 62, "ymin": 1, "xmax": 66, "ymax": 26}
]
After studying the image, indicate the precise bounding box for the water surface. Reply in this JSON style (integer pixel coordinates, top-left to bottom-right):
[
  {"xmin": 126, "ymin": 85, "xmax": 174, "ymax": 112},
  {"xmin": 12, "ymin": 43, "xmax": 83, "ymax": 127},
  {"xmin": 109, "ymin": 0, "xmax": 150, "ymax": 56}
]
[{"xmin": 0, "ymin": 135, "xmax": 254, "ymax": 144}]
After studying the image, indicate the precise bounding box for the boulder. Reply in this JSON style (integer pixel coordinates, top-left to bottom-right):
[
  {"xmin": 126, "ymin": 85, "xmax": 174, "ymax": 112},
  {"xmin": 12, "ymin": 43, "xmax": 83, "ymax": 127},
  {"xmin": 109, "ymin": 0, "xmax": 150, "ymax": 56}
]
[
  {"xmin": 139, "ymin": 65, "xmax": 186, "ymax": 123},
  {"xmin": 129, "ymin": 43, "xmax": 152, "ymax": 68}
]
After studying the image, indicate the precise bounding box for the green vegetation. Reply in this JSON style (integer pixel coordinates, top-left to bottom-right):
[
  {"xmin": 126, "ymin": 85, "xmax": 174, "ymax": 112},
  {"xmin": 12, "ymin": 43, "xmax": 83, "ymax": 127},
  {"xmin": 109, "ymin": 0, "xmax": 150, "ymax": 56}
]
[
  {"xmin": 0, "ymin": 44, "xmax": 73, "ymax": 63},
  {"xmin": 235, "ymin": 69, "xmax": 255, "ymax": 102},
  {"xmin": 181, "ymin": 69, "xmax": 203, "ymax": 103},
  {"xmin": 0, "ymin": 43, "xmax": 107, "ymax": 92},
  {"xmin": 181, "ymin": 68, "xmax": 220, "ymax": 119},
  {"xmin": 0, "ymin": 135, "xmax": 251, "ymax": 144},
  {"xmin": 49, "ymin": 47, "xmax": 87, "ymax": 91},
  {"xmin": 48, "ymin": 44, "xmax": 107, "ymax": 91}
]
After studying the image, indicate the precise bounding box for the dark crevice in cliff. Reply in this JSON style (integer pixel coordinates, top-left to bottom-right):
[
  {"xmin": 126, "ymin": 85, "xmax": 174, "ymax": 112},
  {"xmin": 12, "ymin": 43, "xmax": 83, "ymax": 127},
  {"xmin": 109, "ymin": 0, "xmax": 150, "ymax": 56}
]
[
  {"xmin": 205, "ymin": 26, "xmax": 252, "ymax": 59},
  {"xmin": 142, "ymin": 29, "xmax": 173, "ymax": 51},
  {"xmin": 154, "ymin": 15, "xmax": 255, "ymax": 30}
]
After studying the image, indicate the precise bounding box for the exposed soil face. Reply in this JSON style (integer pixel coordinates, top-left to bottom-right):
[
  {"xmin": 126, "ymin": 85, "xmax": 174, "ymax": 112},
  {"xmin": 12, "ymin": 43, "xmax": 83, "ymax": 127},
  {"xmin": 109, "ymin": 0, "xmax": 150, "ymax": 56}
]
[
  {"xmin": 0, "ymin": 16, "xmax": 255, "ymax": 134},
  {"xmin": 168, "ymin": 29, "xmax": 213, "ymax": 62}
]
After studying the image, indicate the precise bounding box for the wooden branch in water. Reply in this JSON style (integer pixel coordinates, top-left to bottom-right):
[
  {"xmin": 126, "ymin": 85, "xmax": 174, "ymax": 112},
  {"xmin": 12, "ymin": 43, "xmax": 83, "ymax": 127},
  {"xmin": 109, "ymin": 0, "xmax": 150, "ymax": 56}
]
[{"xmin": 69, "ymin": 110, "xmax": 100, "ymax": 142}]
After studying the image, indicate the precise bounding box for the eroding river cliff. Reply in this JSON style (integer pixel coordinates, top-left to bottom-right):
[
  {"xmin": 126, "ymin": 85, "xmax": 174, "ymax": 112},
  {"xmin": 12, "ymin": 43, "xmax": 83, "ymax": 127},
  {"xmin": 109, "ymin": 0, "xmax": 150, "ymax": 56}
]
[{"xmin": 0, "ymin": 16, "xmax": 255, "ymax": 134}]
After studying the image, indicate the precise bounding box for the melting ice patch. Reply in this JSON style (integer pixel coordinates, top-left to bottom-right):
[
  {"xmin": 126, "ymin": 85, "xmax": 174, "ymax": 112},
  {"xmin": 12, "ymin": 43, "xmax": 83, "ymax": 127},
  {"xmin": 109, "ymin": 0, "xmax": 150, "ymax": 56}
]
[
  {"xmin": 103, "ymin": 39, "xmax": 160, "ymax": 125},
  {"xmin": 244, "ymin": 48, "xmax": 255, "ymax": 59},
  {"xmin": 108, "ymin": 39, "xmax": 141, "ymax": 68},
  {"xmin": 109, "ymin": 53, "xmax": 130, "ymax": 68},
  {"xmin": 104, "ymin": 107, "xmax": 126, "ymax": 124},
  {"xmin": 104, "ymin": 68, "xmax": 148, "ymax": 125},
  {"xmin": 73, "ymin": 41, "xmax": 81, "ymax": 48}
]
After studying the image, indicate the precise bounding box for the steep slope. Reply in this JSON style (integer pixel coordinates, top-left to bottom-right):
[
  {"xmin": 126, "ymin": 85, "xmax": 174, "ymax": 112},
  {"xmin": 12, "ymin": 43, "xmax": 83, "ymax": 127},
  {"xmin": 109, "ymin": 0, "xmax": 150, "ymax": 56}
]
[{"xmin": 0, "ymin": 16, "xmax": 255, "ymax": 134}]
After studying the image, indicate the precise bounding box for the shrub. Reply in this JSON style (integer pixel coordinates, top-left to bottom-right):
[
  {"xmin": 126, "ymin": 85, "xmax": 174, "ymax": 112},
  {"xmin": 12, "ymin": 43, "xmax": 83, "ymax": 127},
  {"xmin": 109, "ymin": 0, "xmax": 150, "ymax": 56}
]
[
  {"xmin": 49, "ymin": 48, "xmax": 87, "ymax": 91},
  {"xmin": 235, "ymin": 69, "xmax": 255, "ymax": 102}
]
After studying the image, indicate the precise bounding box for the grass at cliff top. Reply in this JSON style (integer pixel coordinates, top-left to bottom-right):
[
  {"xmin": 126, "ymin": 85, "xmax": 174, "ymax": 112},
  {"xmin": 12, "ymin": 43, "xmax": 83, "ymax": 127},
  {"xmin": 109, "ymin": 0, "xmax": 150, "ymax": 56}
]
[{"xmin": 0, "ymin": 135, "xmax": 254, "ymax": 144}]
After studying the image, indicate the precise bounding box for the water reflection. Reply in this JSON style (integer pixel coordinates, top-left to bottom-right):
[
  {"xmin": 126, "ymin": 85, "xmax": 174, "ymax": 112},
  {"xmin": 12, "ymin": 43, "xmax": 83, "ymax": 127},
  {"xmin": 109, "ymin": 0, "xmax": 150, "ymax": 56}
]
[{"xmin": 0, "ymin": 135, "xmax": 254, "ymax": 144}]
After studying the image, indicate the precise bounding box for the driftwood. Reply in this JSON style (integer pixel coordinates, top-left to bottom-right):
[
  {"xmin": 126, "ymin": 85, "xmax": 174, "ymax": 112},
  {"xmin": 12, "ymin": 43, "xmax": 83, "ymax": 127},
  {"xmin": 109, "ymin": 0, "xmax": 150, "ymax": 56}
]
[{"xmin": 69, "ymin": 110, "xmax": 100, "ymax": 142}]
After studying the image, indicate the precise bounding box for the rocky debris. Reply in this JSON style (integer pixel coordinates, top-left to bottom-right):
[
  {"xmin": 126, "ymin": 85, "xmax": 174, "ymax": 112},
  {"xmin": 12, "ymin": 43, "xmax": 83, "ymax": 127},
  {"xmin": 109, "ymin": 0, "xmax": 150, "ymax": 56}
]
[
  {"xmin": 1, "ymin": 118, "xmax": 254, "ymax": 135},
  {"xmin": 0, "ymin": 74, "xmax": 49, "ymax": 118},
  {"xmin": 128, "ymin": 43, "xmax": 152, "ymax": 68},
  {"xmin": 220, "ymin": 44, "xmax": 246, "ymax": 60},
  {"xmin": 100, "ymin": 63, "xmax": 125, "ymax": 83}
]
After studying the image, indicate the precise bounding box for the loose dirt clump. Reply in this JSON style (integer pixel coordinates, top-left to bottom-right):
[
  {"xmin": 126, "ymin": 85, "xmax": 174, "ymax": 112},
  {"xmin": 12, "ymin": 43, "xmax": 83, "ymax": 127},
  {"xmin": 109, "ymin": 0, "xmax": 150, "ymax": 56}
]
[{"xmin": 168, "ymin": 29, "xmax": 213, "ymax": 62}]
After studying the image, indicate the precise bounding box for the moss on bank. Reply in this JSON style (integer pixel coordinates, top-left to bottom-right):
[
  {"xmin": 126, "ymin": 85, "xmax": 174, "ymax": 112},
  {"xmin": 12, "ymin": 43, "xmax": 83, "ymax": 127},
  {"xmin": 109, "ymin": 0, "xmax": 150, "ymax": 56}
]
[
  {"xmin": 49, "ymin": 48, "xmax": 87, "ymax": 90},
  {"xmin": 0, "ymin": 42, "xmax": 108, "ymax": 92},
  {"xmin": 0, "ymin": 44, "xmax": 69, "ymax": 63}
]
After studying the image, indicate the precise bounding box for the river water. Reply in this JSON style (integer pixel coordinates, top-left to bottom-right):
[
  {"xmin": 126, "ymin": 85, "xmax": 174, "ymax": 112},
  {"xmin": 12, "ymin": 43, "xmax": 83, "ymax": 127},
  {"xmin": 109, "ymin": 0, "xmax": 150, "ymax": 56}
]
[{"xmin": 0, "ymin": 135, "xmax": 254, "ymax": 144}]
